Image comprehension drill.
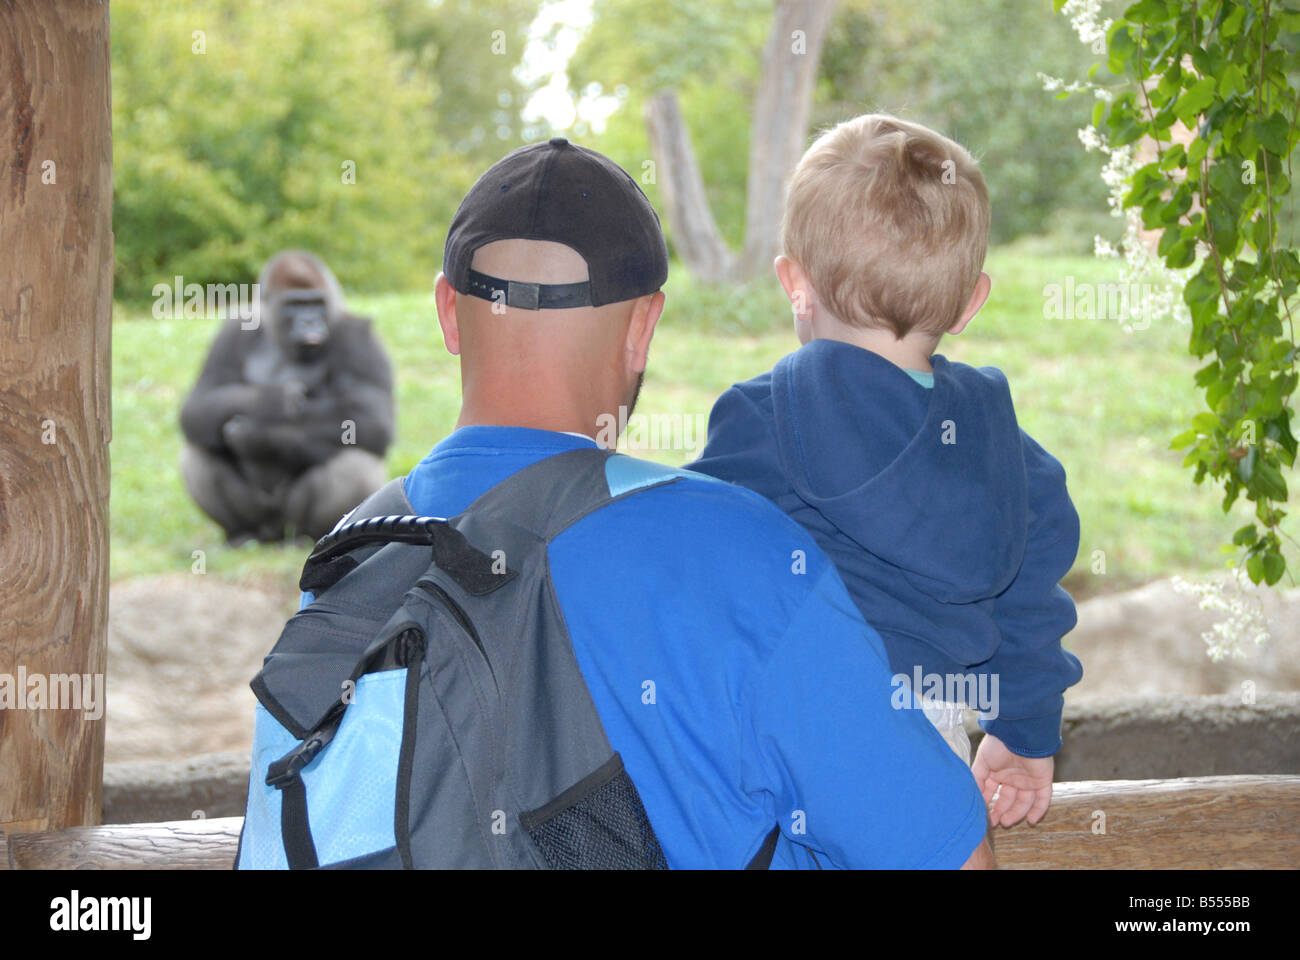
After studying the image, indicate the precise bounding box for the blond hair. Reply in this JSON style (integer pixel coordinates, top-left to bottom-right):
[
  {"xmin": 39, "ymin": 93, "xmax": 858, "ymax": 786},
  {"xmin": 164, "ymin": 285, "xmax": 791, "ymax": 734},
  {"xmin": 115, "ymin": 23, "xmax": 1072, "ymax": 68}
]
[{"xmin": 781, "ymin": 114, "xmax": 990, "ymax": 339}]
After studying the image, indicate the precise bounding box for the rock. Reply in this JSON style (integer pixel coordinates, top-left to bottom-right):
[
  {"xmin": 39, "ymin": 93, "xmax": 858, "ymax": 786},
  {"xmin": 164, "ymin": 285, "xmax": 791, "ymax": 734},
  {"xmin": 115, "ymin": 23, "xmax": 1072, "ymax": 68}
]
[
  {"xmin": 106, "ymin": 574, "xmax": 295, "ymax": 764},
  {"xmin": 1065, "ymin": 577, "xmax": 1300, "ymax": 700},
  {"xmin": 102, "ymin": 572, "xmax": 1300, "ymax": 766},
  {"xmin": 103, "ymin": 750, "xmax": 251, "ymax": 824},
  {"xmin": 1053, "ymin": 693, "xmax": 1300, "ymax": 780}
]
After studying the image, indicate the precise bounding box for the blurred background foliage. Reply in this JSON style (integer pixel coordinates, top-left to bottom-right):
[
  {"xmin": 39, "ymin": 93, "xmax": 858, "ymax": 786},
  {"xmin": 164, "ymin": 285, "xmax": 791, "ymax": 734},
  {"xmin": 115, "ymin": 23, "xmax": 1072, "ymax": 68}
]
[
  {"xmin": 112, "ymin": 0, "xmax": 1113, "ymax": 301},
  {"xmin": 567, "ymin": 0, "xmax": 1112, "ymax": 253},
  {"xmin": 111, "ymin": 0, "xmax": 540, "ymax": 300}
]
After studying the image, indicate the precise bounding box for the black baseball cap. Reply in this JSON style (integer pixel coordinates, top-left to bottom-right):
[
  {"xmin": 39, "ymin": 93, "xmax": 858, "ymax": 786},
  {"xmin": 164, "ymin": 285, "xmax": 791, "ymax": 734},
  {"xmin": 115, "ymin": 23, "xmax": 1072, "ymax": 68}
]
[{"xmin": 443, "ymin": 137, "xmax": 669, "ymax": 310}]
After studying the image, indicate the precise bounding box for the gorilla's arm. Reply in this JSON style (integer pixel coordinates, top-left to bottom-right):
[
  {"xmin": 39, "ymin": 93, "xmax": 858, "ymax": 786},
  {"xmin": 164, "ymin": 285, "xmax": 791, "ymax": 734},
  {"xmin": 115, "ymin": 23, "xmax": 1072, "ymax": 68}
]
[
  {"xmin": 180, "ymin": 317, "xmax": 266, "ymax": 453},
  {"xmin": 227, "ymin": 315, "xmax": 395, "ymax": 471}
]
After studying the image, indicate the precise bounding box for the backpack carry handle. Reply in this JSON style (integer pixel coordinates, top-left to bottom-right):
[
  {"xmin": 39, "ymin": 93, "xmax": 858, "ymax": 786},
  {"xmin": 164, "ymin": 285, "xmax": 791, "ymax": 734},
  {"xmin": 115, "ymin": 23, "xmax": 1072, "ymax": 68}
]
[
  {"xmin": 300, "ymin": 513, "xmax": 519, "ymax": 597},
  {"xmin": 309, "ymin": 514, "xmax": 450, "ymax": 564}
]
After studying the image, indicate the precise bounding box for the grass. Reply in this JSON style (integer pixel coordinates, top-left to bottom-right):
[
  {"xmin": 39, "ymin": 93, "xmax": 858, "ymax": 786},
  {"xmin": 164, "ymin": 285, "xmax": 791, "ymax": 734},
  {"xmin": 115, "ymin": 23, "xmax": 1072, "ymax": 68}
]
[{"xmin": 110, "ymin": 241, "xmax": 1295, "ymax": 600}]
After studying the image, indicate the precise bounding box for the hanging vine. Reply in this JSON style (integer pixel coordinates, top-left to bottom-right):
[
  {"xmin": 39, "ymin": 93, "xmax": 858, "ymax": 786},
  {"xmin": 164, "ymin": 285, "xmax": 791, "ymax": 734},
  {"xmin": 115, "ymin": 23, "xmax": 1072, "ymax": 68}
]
[{"xmin": 1056, "ymin": 0, "xmax": 1300, "ymax": 588}]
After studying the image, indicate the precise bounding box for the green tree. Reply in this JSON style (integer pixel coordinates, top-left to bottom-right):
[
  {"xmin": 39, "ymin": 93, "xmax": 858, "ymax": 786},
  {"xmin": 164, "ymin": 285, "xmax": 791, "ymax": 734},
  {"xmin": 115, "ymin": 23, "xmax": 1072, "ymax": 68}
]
[
  {"xmin": 111, "ymin": 0, "xmax": 480, "ymax": 300},
  {"xmin": 378, "ymin": 0, "xmax": 543, "ymax": 163}
]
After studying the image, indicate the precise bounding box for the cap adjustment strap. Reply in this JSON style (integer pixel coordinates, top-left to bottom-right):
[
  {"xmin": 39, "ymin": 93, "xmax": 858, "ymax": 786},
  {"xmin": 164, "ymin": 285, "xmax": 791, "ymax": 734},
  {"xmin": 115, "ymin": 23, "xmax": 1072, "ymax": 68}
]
[{"xmin": 465, "ymin": 268, "xmax": 592, "ymax": 310}]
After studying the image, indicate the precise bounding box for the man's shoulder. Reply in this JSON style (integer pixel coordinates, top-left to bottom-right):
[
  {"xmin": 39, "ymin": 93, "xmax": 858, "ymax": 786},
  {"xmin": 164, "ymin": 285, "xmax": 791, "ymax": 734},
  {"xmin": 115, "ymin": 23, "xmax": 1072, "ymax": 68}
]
[
  {"xmin": 554, "ymin": 454, "xmax": 859, "ymax": 664},
  {"xmin": 610, "ymin": 454, "xmax": 791, "ymax": 516},
  {"xmin": 597, "ymin": 454, "xmax": 829, "ymax": 563}
]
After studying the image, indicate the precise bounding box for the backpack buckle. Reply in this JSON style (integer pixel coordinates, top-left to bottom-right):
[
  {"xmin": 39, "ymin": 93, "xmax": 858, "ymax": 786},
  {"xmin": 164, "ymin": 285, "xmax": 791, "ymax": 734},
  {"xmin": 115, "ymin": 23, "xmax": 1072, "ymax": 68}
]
[{"xmin": 266, "ymin": 733, "xmax": 330, "ymax": 788}]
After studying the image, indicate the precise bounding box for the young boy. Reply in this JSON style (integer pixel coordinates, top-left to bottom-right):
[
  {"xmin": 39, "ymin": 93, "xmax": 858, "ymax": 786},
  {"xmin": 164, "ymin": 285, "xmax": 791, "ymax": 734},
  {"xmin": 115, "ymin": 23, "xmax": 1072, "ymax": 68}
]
[{"xmin": 689, "ymin": 114, "xmax": 1083, "ymax": 828}]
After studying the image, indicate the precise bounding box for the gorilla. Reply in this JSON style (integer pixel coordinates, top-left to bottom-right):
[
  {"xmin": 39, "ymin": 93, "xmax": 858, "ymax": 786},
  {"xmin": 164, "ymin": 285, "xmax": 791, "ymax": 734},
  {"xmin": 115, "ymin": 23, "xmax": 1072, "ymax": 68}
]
[{"xmin": 180, "ymin": 251, "xmax": 395, "ymax": 544}]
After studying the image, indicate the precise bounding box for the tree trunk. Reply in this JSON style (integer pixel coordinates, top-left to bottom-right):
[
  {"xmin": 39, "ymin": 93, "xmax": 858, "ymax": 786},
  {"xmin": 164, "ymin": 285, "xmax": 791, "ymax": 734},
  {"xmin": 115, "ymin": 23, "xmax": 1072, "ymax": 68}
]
[
  {"xmin": 644, "ymin": 91, "xmax": 736, "ymax": 284},
  {"xmin": 642, "ymin": 0, "xmax": 839, "ymax": 285},
  {"xmin": 0, "ymin": 0, "xmax": 114, "ymax": 833},
  {"xmin": 741, "ymin": 0, "xmax": 838, "ymax": 280}
]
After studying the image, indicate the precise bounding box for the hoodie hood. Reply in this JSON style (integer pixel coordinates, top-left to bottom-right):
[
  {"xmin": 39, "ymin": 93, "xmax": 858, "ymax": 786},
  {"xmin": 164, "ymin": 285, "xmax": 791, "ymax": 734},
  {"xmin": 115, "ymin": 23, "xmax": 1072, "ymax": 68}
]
[{"xmin": 769, "ymin": 339, "xmax": 1028, "ymax": 604}]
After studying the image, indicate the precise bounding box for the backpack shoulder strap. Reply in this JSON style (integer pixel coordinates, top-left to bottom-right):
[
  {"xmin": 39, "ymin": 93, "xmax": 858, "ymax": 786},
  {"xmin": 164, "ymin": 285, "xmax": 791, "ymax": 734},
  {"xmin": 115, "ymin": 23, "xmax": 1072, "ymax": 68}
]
[
  {"xmin": 457, "ymin": 447, "xmax": 684, "ymax": 543},
  {"xmin": 299, "ymin": 448, "xmax": 687, "ymax": 594}
]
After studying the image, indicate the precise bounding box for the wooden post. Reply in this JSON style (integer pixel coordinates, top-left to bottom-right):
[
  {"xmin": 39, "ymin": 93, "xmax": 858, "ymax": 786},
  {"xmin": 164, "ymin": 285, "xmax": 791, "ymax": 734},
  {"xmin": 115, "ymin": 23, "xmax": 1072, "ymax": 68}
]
[{"xmin": 0, "ymin": 0, "xmax": 114, "ymax": 833}]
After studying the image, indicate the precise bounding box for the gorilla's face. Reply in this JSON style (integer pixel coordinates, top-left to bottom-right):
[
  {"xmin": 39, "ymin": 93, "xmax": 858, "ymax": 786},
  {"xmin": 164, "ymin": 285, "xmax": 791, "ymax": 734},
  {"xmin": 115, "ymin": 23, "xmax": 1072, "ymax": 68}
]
[{"xmin": 275, "ymin": 290, "xmax": 331, "ymax": 362}]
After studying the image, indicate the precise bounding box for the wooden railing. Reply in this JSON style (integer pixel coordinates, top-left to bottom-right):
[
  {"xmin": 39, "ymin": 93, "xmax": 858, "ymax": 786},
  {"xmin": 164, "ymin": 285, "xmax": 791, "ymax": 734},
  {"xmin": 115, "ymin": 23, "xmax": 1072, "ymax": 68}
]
[{"xmin": 2, "ymin": 775, "xmax": 1296, "ymax": 869}]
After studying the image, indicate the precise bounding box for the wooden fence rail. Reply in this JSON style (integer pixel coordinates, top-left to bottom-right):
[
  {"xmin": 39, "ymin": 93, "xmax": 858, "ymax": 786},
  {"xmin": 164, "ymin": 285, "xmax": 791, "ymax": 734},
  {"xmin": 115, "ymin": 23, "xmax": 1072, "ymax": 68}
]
[{"xmin": 2, "ymin": 775, "xmax": 1296, "ymax": 870}]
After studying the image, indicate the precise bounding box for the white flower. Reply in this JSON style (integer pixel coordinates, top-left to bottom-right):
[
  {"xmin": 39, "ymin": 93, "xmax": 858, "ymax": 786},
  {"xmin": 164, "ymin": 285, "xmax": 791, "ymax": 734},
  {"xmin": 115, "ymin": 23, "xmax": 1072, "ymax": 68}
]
[
  {"xmin": 1172, "ymin": 569, "xmax": 1272, "ymax": 662},
  {"xmin": 1055, "ymin": 5, "xmax": 1194, "ymax": 327},
  {"xmin": 1062, "ymin": 0, "xmax": 1114, "ymax": 48}
]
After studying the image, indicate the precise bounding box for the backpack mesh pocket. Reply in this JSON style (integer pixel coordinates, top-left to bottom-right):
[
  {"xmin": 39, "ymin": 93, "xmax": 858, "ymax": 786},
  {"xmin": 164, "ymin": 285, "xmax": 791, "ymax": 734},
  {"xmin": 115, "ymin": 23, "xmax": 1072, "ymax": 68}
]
[{"xmin": 521, "ymin": 753, "xmax": 668, "ymax": 870}]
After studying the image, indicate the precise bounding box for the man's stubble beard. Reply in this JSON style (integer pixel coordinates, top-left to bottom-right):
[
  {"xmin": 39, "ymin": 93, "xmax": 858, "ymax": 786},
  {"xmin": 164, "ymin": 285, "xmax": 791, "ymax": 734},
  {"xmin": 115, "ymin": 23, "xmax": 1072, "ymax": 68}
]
[{"xmin": 625, "ymin": 370, "xmax": 644, "ymax": 422}]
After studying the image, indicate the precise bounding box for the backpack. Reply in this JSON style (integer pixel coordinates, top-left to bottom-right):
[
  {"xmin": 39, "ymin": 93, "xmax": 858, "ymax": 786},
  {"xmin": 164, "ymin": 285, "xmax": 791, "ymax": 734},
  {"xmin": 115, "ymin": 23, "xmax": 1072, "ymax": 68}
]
[{"xmin": 235, "ymin": 447, "xmax": 780, "ymax": 869}]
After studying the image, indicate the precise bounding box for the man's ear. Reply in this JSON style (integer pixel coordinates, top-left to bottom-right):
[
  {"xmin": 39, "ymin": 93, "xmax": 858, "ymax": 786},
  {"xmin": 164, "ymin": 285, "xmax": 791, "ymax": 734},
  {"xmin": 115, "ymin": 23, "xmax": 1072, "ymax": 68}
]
[
  {"xmin": 434, "ymin": 272, "xmax": 461, "ymax": 355},
  {"xmin": 948, "ymin": 272, "xmax": 991, "ymax": 337},
  {"xmin": 774, "ymin": 255, "xmax": 814, "ymax": 320},
  {"xmin": 625, "ymin": 290, "xmax": 665, "ymax": 374}
]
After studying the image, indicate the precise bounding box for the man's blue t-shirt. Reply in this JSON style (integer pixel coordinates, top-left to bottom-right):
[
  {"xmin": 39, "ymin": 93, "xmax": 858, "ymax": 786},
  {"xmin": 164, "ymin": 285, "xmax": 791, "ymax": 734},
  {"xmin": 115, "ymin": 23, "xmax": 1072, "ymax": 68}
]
[{"xmin": 393, "ymin": 425, "xmax": 986, "ymax": 868}]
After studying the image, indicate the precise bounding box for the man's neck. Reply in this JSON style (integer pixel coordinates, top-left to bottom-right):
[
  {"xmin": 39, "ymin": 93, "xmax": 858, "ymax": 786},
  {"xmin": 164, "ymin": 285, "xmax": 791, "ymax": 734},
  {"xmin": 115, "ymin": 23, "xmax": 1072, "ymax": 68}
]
[{"xmin": 455, "ymin": 401, "xmax": 607, "ymax": 443}]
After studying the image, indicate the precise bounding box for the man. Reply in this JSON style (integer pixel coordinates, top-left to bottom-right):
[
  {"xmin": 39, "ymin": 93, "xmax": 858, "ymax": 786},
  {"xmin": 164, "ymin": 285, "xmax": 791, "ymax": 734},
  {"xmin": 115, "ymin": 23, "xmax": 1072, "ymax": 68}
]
[{"xmin": 406, "ymin": 137, "xmax": 992, "ymax": 868}]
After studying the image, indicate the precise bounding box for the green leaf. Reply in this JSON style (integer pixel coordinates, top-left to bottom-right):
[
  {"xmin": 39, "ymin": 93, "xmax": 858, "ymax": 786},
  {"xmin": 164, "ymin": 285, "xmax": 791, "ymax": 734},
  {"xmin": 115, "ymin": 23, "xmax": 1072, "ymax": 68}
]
[
  {"xmin": 1175, "ymin": 77, "xmax": 1217, "ymax": 126},
  {"xmin": 1255, "ymin": 113, "xmax": 1293, "ymax": 156},
  {"xmin": 1263, "ymin": 551, "xmax": 1286, "ymax": 586},
  {"xmin": 1192, "ymin": 412, "xmax": 1221, "ymax": 433},
  {"xmin": 1194, "ymin": 360, "xmax": 1221, "ymax": 387},
  {"xmin": 1247, "ymin": 552, "xmax": 1265, "ymax": 584},
  {"xmin": 1123, "ymin": 0, "xmax": 1169, "ymax": 24},
  {"xmin": 1256, "ymin": 461, "xmax": 1289, "ymax": 501},
  {"xmin": 1220, "ymin": 3, "xmax": 1247, "ymax": 38},
  {"xmin": 1107, "ymin": 23, "xmax": 1137, "ymax": 74},
  {"xmin": 1218, "ymin": 62, "xmax": 1245, "ymax": 96},
  {"xmin": 1232, "ymin": 523, "xmax": 1259, "ymax": 547},
  {"xmin": 1207, "ymin": 376, "xmax": 1236, "ymax": 408},
  {"xmin": 1166, "ymin": 235, "xmax": 1198, "ymax": 268}
]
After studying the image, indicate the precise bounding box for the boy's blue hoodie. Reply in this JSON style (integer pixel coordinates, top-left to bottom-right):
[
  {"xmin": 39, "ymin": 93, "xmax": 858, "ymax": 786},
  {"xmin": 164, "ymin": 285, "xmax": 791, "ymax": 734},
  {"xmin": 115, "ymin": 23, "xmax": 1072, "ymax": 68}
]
[{"xmin": 689, "ymin": 339, "xmax": 1083, "ymax": 757}]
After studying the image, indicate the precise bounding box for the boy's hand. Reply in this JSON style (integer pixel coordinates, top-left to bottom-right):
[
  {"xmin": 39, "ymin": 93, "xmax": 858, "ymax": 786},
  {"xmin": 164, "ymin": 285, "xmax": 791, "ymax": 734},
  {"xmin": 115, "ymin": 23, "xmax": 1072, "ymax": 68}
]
[{"xmin": 972, "ymin": 734, "xmax": 1054, "ymax": 827}]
